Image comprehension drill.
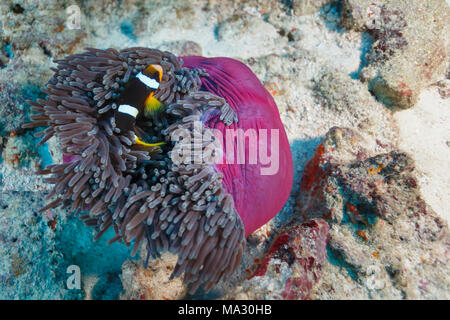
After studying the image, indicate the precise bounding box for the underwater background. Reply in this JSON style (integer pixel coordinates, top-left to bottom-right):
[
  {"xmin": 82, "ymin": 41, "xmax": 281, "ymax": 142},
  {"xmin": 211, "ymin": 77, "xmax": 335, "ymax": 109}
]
[{"xmin": 0, "ymin": 0, "xmax": 449, "ymax": 299}]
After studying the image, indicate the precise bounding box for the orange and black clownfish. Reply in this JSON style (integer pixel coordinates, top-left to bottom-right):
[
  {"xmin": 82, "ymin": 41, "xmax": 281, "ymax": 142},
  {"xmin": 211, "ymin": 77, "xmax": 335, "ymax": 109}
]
[{"xmin": 114, "ymin": 64, "xmax": 164, "ymax": 147}]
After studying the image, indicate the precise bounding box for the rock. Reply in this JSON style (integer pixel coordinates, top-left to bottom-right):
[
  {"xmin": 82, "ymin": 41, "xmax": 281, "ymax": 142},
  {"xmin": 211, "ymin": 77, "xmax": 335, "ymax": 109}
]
[
  {"xmin": 313, "ymin": 70, "xmax": 394, "ymax": 122},
  {"xmin": 292, "ymin": 0, "xmax": 331, "ymax": 16},
  {"xmin": 2, "ymin": 131, "xmax": 41, "ymax": 169},
  {"xmin": 437, "ymin": 79, "xmax": 450, "ymax": 99},
  {"xmin": 157, "ymin": 40, "xmax": 203, "ymax": 57},
  {"xmin": 297, "ymin": 126, "xmax": 450, "ymax": 299},
  {"xmin": 342, "ymin": 0, "xmax": 449, "ymax": 109},
  {"xmin": 246, "ymin": 57, "xmax": 398, "ymax": 150},
  {"xmin": 0, "ymin": 0, "xmax": 86, "ymax": 59},
  {"xmin": 0, "ymin": 191, "xmax": 75, "ymax": 299},
  {"xmin": 120, "ymin": 252, "xmax": 187, "ymax": 300},
  {"xmin": 215, "ymin": 14, "xmax": 285, "ymax": 59},
  {"xmin": 320, "ymin": 223, "xmax": 405, "ymax": 299},
  {"xmin": 0, "ymin": 56, "xmax": 50, "ymax": 136},
  {"xmin": 297, "ymin": 126, "xmax": 395, "ymax": 223},
  {"xmin": 228, "ymin": 219, "xmax": 330, "ymax": 300}
]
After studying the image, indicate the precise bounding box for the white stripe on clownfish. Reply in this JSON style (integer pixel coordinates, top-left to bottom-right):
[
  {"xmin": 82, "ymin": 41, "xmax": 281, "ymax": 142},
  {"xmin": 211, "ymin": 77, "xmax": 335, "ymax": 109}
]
[
  {"xmin": 118, "ymin": 104, "xmax": 139, "ymax": 118},
  {"xmin": 136, "ymin": 72, "xmax": 160, "ymax": 89}
]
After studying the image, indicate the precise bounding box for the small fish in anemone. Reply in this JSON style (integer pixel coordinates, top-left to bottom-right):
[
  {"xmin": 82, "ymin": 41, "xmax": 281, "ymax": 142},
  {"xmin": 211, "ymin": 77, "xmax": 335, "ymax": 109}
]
[{"xmin": 23, "ymin": 47, "xmax": 293, "ymax": 294}]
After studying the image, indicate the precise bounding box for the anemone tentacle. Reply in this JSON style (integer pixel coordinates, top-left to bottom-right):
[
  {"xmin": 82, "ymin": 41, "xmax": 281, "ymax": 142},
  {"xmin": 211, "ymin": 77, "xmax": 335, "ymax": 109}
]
[{"xmin": 24, "ymin": 47, "xmax": 245, "ymax": 293}]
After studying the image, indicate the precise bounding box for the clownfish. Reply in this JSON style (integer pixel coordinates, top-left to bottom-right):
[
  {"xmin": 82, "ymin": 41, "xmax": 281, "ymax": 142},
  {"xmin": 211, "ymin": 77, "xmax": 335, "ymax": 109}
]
[{"xmin": 114, "ymin": 64, "xmax": 165, "ymax": 147}]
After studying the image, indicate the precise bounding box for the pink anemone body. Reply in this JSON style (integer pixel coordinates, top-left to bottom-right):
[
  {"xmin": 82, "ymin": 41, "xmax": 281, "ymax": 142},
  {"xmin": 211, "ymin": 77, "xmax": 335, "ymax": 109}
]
[
  {"xmin": 62, "ymin": 56, "xmax": 294, "ymax": 237},
  {"xmin": 182, "ymin": 56, "xmax": 293, "ymax": 236}
]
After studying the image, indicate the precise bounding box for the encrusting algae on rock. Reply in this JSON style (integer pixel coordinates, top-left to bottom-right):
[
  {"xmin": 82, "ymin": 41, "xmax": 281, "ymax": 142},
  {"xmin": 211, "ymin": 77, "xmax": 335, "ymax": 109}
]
[{"xmin": 23, "ymin": 47, "xmax": 293, "ymax": 293}]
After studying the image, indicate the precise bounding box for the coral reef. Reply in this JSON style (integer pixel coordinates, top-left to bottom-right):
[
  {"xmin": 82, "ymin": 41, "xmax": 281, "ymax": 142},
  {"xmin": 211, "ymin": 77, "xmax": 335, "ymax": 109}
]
[
  {"xmin": 300, "ymin": 127, "xmax": 450, "ymax": 299},
  {"xmin": 1, "ymin": 0, "xmax": 448, "ymax": 300},
  {"xmin": 234, "ymin": 218, "xmax": 330, "ymax": 300}
]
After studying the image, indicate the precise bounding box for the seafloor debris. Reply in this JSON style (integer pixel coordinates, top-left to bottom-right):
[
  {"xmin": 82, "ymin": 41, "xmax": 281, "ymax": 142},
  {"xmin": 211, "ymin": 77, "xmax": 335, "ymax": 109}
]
[{"xmin": 342, "ymin": 0, "xmax": 449, "ymax": 109}]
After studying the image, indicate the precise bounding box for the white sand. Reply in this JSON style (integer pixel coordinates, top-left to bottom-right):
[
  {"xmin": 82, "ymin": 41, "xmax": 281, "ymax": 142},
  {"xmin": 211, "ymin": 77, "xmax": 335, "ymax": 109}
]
[{"xmin": 394, "ymin": 88, "xmax": 450, "ymax": 223}]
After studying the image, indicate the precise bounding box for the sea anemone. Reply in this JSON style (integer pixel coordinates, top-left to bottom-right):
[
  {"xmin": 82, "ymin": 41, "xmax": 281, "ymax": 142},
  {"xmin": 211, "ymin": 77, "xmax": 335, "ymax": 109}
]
[
  {"xmin": 182, "ymin": 56, "xmax": 293, "ymax": 236},
  {"xmin": 23, "ymin": 47, "xmax": 293, "ymax": 293}
]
